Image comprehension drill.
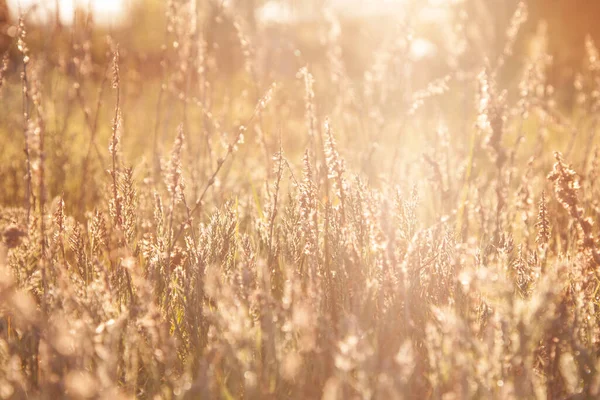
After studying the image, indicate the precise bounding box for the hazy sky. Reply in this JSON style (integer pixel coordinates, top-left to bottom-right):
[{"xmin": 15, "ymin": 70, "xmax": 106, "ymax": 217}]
[
  {"xmin": 7, "ymin": 0, "xmax": 449, "ymax": 27},
  {"xmin": 7, "ymin": 0, "xmax": 126, "ymax": 25}
]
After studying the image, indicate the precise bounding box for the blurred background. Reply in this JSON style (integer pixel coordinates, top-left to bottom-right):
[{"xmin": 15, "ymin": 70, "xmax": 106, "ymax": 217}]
[{"xmin": 1, "ymin": 0, "xmax": 599, "ymax": 90}]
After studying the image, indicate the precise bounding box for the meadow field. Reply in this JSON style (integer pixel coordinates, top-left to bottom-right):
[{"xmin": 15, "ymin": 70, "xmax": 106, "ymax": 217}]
[{"xmin": 1, "ymin": 0, "xmax": 600, "ymax": 398}]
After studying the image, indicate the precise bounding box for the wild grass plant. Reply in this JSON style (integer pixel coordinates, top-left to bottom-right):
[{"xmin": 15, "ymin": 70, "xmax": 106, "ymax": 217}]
[{"xmin": 1, "ymin": 0, "xmax": 600, "ymax": 398}]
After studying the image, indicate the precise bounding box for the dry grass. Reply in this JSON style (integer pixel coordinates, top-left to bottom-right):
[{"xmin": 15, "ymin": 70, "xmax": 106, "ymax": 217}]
[{"xmin": 0, "ymin": 1, "xmax": 600, "ymax": 398}]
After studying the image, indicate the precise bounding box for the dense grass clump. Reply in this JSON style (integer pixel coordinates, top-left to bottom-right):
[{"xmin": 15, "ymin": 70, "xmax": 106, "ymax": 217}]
[{"xmin": 1, "ymin": 1, "xmax": 600, "ymax": 398}]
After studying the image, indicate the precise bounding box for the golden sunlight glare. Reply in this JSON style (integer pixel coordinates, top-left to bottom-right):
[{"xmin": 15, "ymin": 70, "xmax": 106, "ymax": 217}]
[
  {"xmin": 7, "ymin": 0, "xmax": 126, "ymax": 25},
  {"xmin": 258, "ymin": 0, "xmax": 451, "ymax": 25}
]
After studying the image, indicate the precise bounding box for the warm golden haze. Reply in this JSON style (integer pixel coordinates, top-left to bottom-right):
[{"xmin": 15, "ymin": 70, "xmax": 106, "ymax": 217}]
[
  {"xmin": 7, "ymin": 0, "xmax": 126, "ymax": 24},
  {"xmin": 1, "ymin": 1, "xmax": 600, "ymax": 399}
]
